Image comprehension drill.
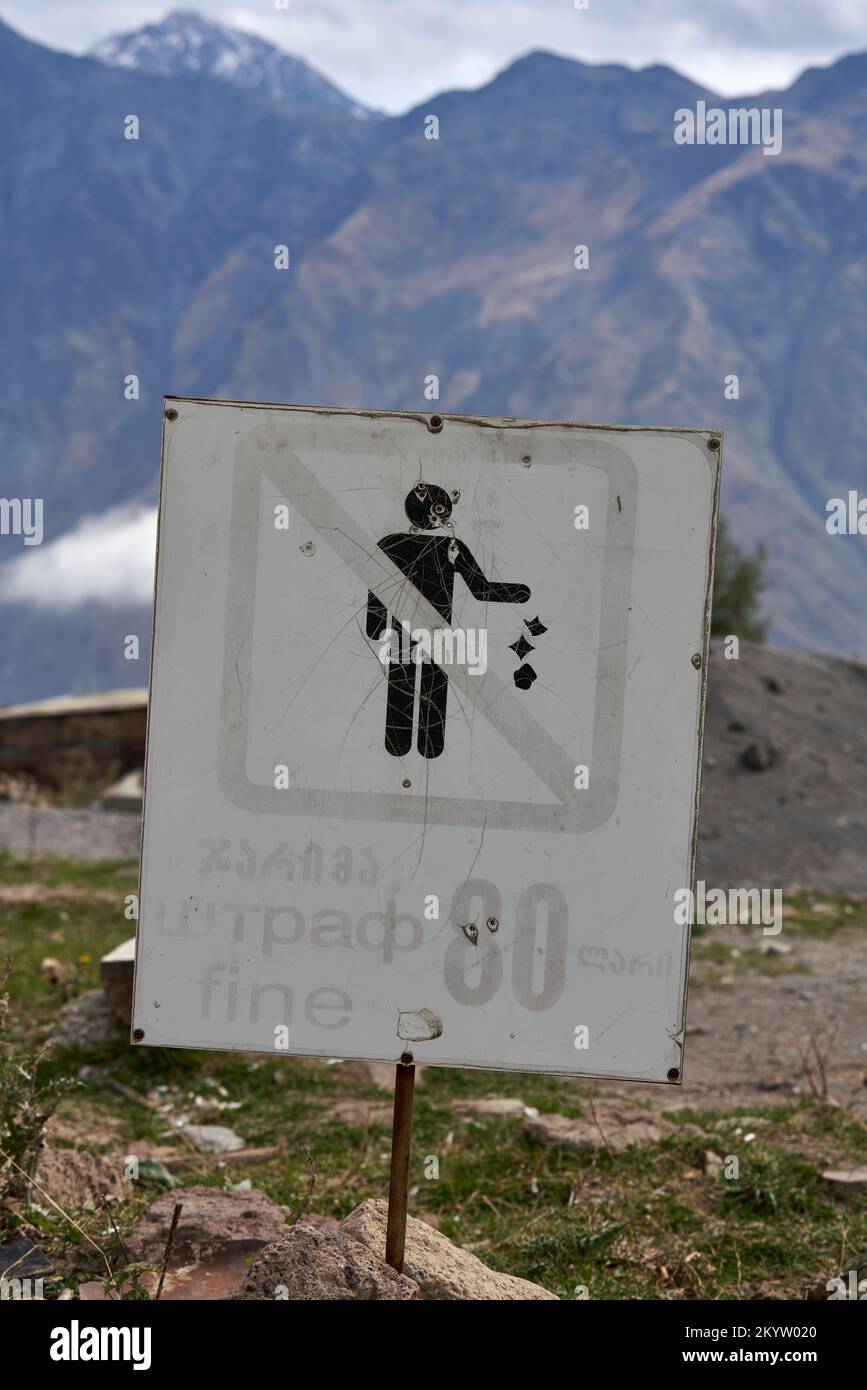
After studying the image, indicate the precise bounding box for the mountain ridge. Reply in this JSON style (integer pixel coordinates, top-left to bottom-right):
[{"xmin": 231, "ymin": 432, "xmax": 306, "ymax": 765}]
[
  {"xmin": 0, "ymin": 13, "xmax": 865, "ymax": 702},
  {"xmin": 88, "ymin": 7, "xmax": 373, "ymax": 117}
]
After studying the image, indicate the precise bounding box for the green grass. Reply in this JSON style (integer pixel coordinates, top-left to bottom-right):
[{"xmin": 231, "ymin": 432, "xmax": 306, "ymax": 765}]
[
  {"xmin": 0, "ymin": 852, "xmax": 138, "ymax": 1030},
  {"xmin": 1, "ymin": 852, "xmax": 865, "ymax": 1300},
  {"xmin": 779, "ymin": 891, "xmax": 867, "ymax": 940},
  {"xmin": 689, "ymin": 938, "xmax": 808, "ymax": 988}
]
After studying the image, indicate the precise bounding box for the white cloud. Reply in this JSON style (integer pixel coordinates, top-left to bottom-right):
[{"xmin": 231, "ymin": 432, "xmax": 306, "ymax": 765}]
[
  {"xmin": 3, "ymin": 0, "xmax": 867, "ymax": 112},
  {"xmin": 0, "ymin": 506, "xmax": 156, "ymax": 609}
]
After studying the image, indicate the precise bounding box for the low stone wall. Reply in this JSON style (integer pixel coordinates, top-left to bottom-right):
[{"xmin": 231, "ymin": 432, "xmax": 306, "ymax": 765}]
[
  {"xmin": 0, "ymin": 690, "xmax": 147, "ymax": 793},
  {"xmin": 0, "ymin": 802, "xmax": 143, "ymax": 859}
]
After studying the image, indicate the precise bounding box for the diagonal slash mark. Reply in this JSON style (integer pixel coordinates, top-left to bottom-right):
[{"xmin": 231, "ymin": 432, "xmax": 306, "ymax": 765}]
[
  {"xmin": 220, "ymin": 417, "xmax": 639, "ymax": 834},
  {"xmin": 265, "ymin": 440, "xmax": 575, "ymax": 804}
]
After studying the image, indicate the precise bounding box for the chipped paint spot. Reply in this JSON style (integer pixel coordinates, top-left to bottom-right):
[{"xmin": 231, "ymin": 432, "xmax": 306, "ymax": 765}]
[{"xmin": 397, "ymin": 1007, "xmax": 443, "ymax": 1041}]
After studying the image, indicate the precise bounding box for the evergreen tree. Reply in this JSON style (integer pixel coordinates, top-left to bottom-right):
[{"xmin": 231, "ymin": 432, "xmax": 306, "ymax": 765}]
[{"xmin": 711, "ymin": 516, "xmax": 768, "ymax": 641}]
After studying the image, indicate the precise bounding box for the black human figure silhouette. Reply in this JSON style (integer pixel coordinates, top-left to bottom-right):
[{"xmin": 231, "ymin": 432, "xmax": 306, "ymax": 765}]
[{"xmin": 366, "ymin": 483, "xmax": 530, "ymax": 759}]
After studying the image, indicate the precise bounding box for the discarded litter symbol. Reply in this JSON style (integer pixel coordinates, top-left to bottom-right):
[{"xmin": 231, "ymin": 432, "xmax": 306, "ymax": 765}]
[
  {"xmin": 514, "ymin": 664, "xmax": 538, "ymax": 690},
  {"xmin": 509, "ymin": 634, "xmax": 535, "ymax": 660}
]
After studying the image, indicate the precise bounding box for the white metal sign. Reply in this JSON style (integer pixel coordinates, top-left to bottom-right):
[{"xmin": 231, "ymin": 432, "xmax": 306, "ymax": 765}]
[{"xmin": 133, "ymin": 399, "xmax": 720, "ymax": 1083}]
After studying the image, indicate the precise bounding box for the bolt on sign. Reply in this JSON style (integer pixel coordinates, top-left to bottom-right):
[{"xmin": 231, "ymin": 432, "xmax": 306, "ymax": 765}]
[{"xmin": 133, "ymin": 399, "xmax": 721, "ymax": 1082}]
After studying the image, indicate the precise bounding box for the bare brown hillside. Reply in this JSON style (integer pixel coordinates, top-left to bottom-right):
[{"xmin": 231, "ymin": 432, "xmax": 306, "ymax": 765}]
[{"xmin": 698, "ymin": 639, "xmax": 867, "ymax": 894}]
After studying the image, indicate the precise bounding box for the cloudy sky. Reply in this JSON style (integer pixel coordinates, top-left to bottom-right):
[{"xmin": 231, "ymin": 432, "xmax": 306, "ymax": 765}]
[
  {"xmin": 0, "ymin": 507, "xmax": 157, "ymax": 609},
  {"xmin": 3, "ymin": 1, "xmax": 866, "ymax": 611},
  {"xmin": 3, "ymin": 0, "xmax": 867, "ymax": 112}
]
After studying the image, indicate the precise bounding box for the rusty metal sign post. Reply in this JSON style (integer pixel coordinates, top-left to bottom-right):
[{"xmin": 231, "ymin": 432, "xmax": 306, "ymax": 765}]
[
  {"xmin": 134, "ymin": 397, "xmax": 720, "ymax": 1264},
  {"xmin": 385, "ymin": 1053, "xmax": 415, "ymax": 1271}
]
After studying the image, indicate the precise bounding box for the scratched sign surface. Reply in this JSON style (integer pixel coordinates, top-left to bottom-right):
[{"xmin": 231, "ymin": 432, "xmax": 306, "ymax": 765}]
[{"xmin": 133, "ymin": 399, "xmax": 720, "ymax": 1081}]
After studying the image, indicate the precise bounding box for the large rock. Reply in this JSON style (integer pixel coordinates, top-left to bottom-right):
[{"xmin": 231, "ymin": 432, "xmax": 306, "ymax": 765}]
[
  {"xmin": 341, "ymin": 1199, "xmax": 557, "ymax": 1300},
  {"xmin": 127, "ymin": 1185, "xmax": 290, "ymax": 1263},
  {"xmin": 822, "ymin": 1167, "xmax": 867, "ymax": 1197},
  {"xmin": 234, "ymin": 1224, "xmax": 418, "ymax": 1301},
  {"xmin": 525, "ymin": 1102, "xmax": 664, "ymax": 1154},
  {"xmin": 740, "ymin": 739, "xmax": 779, "ymax": 772},
  {"xmin": 35, "ymin": 1146, "xmax": 133, "ymax": 1210},
  {"xmin": 48, "ymin": 989, "xmax": 122, "ymax": 1049}
]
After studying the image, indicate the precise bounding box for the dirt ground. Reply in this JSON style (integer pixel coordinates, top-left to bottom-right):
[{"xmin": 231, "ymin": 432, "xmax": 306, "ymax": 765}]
[{"xmin": 605, "ymin": 917, "xmax": 867, "ymax": 1121}]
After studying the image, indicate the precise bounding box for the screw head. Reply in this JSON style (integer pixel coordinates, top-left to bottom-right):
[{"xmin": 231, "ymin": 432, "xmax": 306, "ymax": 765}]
[
  {"xmin": 428, "ymin": 414, "xmax": 444, "ymax": 433},
  {"xmin": 133, "ymin": 1028, "xmax": 145, "ymax": 1042},
  {"xmin": 708, "ymin": 436, "xmax": 721, "ymax": 451},
  {"xmin": 521, "ymin": 455, "xmax": 532, "ymax": 467},
  {"xmin": 486, "ymin": 917, "xmax": 499, "ymax": 932},
  {"xmin": 402, "ymin": 778, "xmax": 412, "ymax": 788},
  {"xmin": 667, "ymin": 1066, "xmax": 680, "ymax": 1082},
  {"xmin": 691, "ymin": 652, "xmax": 702, "ymax": 669},
  {"xmin": 164, "ymin": 407, "xmax": 178, "ymax": 421}
]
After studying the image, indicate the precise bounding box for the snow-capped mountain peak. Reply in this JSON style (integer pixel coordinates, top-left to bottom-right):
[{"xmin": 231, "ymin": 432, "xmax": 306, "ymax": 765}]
[{"xmin": 89, "ymin": 8, "xmax": 369, "ymax": 117}]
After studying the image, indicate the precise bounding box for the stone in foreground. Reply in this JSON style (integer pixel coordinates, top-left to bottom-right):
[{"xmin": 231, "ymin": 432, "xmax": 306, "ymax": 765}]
[
  {"xmin": 36, "ymin": 1145, "xmax": 133, "ymax": 1210},
  {"xmin": 234, "ymin": 1224, "xmax": 418, "ymax": 1300},
  {"xmin": 341, "ymin": 1199, "xmax": 557, "ymax": 1300},
  {"xmin": 822, "ymin": 1167, "xmax": 867, "ymax": 1197},
  {"xmin": 128, "ymin": 1185, "xmax": 290, "ymax": 1263},
  {"xmin": 49, "ymin": 989, "xmax": 122, "ymax": 1049},
  {"xmin": 525, "ymin": 1102, "xmax": 664, "ymax": 1155}
]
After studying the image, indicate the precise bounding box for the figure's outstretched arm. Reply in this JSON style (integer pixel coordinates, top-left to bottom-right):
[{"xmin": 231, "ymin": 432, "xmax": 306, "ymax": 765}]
[
  {"xmin": 454, "ymin": 540, "xmax": 530, "ymax": 604},
  {"xmin": 366, "ymin": 590, "xmax": 388, "ymax": 638}
]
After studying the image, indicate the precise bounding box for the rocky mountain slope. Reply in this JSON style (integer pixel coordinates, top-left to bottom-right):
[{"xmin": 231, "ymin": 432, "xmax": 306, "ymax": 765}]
[
  {"xmin": 699, "ymin": 640, "xmax": 867, "ymax": 893},
  {"xmin": 0, "ymin": 12, "xmax": 866, "ymax": 701}
]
